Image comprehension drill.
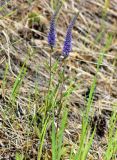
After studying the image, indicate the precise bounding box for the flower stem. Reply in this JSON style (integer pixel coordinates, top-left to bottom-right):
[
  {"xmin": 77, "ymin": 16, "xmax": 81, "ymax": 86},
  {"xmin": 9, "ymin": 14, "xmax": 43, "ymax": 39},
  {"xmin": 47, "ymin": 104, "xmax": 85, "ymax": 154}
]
[
  {"xmin": 48, "ymin": 47, "xmax": 53, "ymax": 89},
  {"xmin": 57, "ymin": 59, "xmax": 66, "ymax": 116}
]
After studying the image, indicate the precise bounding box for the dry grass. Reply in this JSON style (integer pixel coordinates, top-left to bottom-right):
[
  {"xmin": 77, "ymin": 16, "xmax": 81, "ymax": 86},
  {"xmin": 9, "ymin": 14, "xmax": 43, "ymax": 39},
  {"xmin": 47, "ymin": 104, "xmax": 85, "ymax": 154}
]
[{"xmin": 0, "ymin": 0, "xmax": 117, "ymax": 159}]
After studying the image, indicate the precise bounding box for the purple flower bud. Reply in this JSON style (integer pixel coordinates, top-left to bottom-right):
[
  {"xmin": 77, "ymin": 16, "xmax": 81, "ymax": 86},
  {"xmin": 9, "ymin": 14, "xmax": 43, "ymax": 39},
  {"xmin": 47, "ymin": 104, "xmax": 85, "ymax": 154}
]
[
  {"xmin": 48, "ymin": 3, "xmax": 62, "ymax": 49},
  {"xmin": 62, "ymin": 13, "xmax": 79, "ymax": 58}
]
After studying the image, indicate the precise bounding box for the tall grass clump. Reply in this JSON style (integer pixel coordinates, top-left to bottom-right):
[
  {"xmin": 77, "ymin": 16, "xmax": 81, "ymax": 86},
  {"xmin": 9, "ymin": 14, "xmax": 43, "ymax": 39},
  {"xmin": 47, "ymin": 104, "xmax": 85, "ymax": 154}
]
[
  {"xmin": 71, "ymin": 34, "xmax": 113, "ymax": 160},
  {"xmin": 103, "ymin": 104, "xmax": 117, "ymax": 160}
]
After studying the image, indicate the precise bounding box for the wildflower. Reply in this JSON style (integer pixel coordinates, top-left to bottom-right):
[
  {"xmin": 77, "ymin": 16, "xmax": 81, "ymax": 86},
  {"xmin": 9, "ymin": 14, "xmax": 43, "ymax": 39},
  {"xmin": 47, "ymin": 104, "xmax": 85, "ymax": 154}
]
[
  {"xmin": 62, "ymin": 12, "xmax": 79, "ymax": 58},
  {"xmin": 48, "ymin": 3, "xmax": 62, "ymax": 49},
  {"xmin": 48, "ymin": 14, "xmax": 56, "ymax": 48}
]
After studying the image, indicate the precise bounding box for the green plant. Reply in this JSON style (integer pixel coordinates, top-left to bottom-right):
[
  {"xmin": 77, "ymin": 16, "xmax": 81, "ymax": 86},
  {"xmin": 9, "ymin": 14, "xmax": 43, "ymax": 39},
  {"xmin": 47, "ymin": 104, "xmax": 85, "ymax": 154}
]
[
  {"xmin": 103, "ymin": 105, "xmax": 117, "ymax": 160},
  {"xmin": 52, "ymin": 108, "xmax": 68, "ymax": 160},
  {"xmin": 15, "ymin": 152, "xmax": 24, "ymax": 160}
]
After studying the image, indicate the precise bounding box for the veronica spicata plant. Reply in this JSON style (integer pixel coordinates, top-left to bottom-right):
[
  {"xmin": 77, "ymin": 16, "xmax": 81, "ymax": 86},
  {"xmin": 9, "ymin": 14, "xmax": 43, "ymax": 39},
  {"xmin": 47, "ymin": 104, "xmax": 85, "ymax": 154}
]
[{"xmin": 62, "ymin": 12, "xmax": 79, "ymax": 58}]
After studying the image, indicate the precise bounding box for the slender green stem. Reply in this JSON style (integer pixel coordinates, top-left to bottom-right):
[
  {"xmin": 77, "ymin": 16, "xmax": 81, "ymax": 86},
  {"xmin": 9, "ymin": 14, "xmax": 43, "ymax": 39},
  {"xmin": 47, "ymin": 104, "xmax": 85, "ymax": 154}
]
[
  {"xmin": 48, "ymin": 47, "xmax": 53, "ymax": 89},
  {"xmin": 57, "ymin": 59, "xmax": 66, "ymax": 117},
  {"xmin": 44, "ymin": 47, "xmax": 53, "ymax": 120},
  {"xmin": 49, "ymin": 49, "xmax": 52, "ymax": 85}
]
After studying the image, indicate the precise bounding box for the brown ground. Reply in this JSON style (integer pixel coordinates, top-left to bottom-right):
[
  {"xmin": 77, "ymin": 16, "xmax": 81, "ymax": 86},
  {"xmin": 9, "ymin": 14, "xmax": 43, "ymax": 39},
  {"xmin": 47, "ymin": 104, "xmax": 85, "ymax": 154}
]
[{"xmin": 0, "ymin": 0, "xmax": 117, "ymax": 159}]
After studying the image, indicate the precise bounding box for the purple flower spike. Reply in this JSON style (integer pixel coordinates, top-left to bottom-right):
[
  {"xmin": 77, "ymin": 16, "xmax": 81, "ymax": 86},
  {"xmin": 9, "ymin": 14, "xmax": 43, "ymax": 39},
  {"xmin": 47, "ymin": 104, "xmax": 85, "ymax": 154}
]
[
  {"xmin": 48, "ymin": 3, "xmax": 62, "ymax": 49},
  {"xmin": 62, "ymin": 12, "xmax": 79, "ymax": 58},
  {"xmin": 48, "ymin": 15, "xmax": 56, "ymax": 48}
]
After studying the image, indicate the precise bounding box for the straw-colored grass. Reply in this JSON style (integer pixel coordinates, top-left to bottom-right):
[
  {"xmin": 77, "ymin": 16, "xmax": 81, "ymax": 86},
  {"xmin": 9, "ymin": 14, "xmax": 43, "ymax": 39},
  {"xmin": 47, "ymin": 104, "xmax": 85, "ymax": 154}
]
[{"xmin": 0, "ymin": 0, "xmax": 117, "ymax": 159}]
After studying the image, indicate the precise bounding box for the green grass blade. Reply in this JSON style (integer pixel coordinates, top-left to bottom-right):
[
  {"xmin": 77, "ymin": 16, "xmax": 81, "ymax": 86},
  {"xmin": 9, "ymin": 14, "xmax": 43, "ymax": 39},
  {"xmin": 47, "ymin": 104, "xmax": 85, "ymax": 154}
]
[
  {"xmin": 15, "ymin": 152, "xmax": 24, "ymax": 160},
  {"xmin": 57, "ymin": 109, "xmax": 68, "ymax": 160},
  {"xmin": 81, "ymin": 129, "xmax": 95, "ymax": 160},
  {"xmin": 10, "ymin": 62, "xmax": 27, "ymax": 103},
  {"xmin": 37, "ymin": 116, "xmax": 50, "ymax": 160},
  {"xmin": 52, "ymin": 113, "xmax": 57, "ymax": 160},
  {"xmin": 104, "ymin": 110, "xmax": 117, "ymax": 160}
]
